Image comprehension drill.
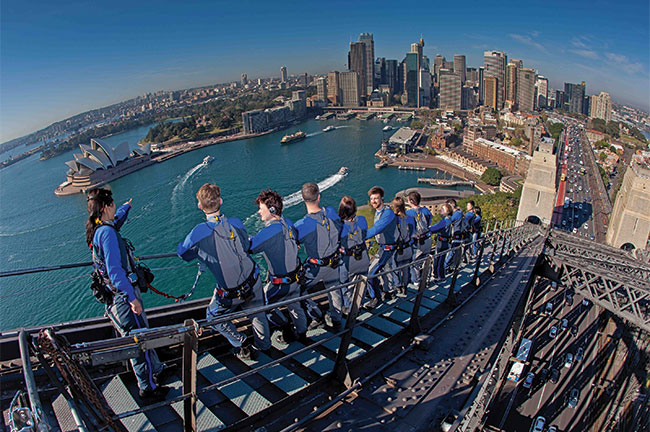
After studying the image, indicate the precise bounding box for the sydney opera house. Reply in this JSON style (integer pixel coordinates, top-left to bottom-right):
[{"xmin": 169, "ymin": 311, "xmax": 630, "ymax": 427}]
[{"xmin": 54, "ymin": 138, "xmax": 154, "ymax": 196}]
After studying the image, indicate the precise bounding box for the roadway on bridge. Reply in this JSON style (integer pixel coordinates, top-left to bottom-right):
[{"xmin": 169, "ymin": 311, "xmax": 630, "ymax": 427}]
[{"xmin": 485, "ymin": 279, "xmax": 606, "ymax": 432}]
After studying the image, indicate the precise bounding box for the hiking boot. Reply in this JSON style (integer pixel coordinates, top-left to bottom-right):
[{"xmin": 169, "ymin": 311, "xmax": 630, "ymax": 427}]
[
  {"xmin": 365, "ymin": 297, "xmax": 381, "ymax": 310},
  {"xmin": 324, "ymin": 314, "xmax": 342, "ymax": 333},
  {"xmin": 308, "ymin": 318, "xmax": 324, "ymax": 330},
  {"xmin": 396, "ymin": 286, "xmax": 407, "ymax": 296},
  {"xmin": 382, "ymin": 291, "xmax": 395, "ymax": 302},
  {"xmin": 153, "ymin": 364, "xmax": 176, "ymax": 386},
  {"xmin": 139, "ymin": 385, "xmax": 170, "ymax": 403},
  {"xmin": 235, "ymin": 344, "xmax": 258, "ymax": 361}
]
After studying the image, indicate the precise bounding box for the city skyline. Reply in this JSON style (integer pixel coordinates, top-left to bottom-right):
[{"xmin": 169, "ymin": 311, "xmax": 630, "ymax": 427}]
[{"xmin": 1, "ymin": 0, "xmax": 648, "ymax": 143}]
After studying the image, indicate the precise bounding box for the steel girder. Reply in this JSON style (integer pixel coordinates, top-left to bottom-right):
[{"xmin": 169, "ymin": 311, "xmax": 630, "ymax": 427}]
[{"xmin": 543, "ymin": 231, "xmax": 650, "ymax": 332}]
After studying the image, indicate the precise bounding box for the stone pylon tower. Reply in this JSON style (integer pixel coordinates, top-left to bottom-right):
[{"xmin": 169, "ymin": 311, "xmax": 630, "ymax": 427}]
[
  {"xmin": 517, "ymin": 141, "xmax": 557, "ymax": 224},
  {"xmin": 606, "ymin": 154, "xmax": 650, "ymax": 250}
]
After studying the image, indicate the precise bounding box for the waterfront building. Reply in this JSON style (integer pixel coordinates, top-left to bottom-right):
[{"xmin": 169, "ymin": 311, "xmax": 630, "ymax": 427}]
[
  {"xmin": 292, "ymin": 90, "xmax": 306, "ymax": 101},
  {"xmin": 439, "ymin": 69, "xmax": 461, "ymax": 111},
  {"xmin": 241, "ymin": 73, "xmax": 248, "ymax": 86},
  {"xmin": 565, "ymin": 82, "xmax": 586, "ymax": 114},
  {"xmin": 590, "ymin": 91, "xmax": 612, "ymax": 122},
  {"xmin": 359, "ymin": 33, "xmax": 375, "ymax": 96},
  {"xmin": 243, "ymin": 109, "xmax": 269, "ymax": 134},
  {"xmin": 484, "ymin": 76, "xmax": 498, "ymax": 110},
  {"xmin": 317, "ymin": 77, "xmax": 328, "ymax": 103},
  {"xmin": 483, "ymin": 50, "xmax": 507, "ymax": 109},
  {"xmin": 266, "ymin": 106, "xmax": 291, "ymax": 128},
  {"xmin": 281, "ymin": 66, "xmax": 288, "ymax": 83},
  {"xmin": 348, "ymin": 42, "xmax": 367, "ymax": 99},
  {"xmin": 387, "ymin": 127, "xmax": 419, "ymax": 153},
  {"xmin": 535, "ymin": 76, "xmax": 548, "ymax": 109},
  {"xmin": 453, "ymin": 55, "xmax": 466, "ymax": 84},
  {"xmin": 516, "ymin": 67, "xmax": 536, "ymax": 113},
  {"xmin": 339, "ymin": 71, "xmax": 361, "ymax": 106},
  {"xmin": 327, "ymin": 71, "xmax": 341, "ymax": 106}
]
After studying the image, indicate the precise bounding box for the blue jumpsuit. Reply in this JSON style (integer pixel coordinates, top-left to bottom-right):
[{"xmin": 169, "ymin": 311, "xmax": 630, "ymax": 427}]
[
  {"xmin": 249, "ymin": 217, "xmax": 307, "ymax": 335},
  {"xmin": 471, "ymin": 215, "xmax": 482, "ymax": 256},
  {"xmin": 339, "ymin": 216, "xmax": 370, "ymax": 308},
  {"xmin": 430, "ymin": 216, "xmax": 452, "ymax": 281},
  {"xmin": 93, "ymin": 203, "xmax": 163, "ymax": 392},
  {"xmin": 295, "ymin": 207, "xmax": 344, "ymax": 324},
  {"xmin": 406, "ymin": 206, "xmax": 433, "ymax": 284},
  {"xmin": 178, "ymin": 214, "xmax": 271, "ymax": 351},
  {"xmin": 390, "ymin": 214, "xmax": 415, "ymax": 290},
  {"xmin": 444, "ymin": 209, "xmax": 465, "ymax": 269},
  {"xmin": 365, "ymin": 205, "xmax": 399, "ymax": 299}
]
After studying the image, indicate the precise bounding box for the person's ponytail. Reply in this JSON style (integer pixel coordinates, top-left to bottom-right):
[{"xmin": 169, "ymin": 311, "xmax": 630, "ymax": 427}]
[{"xmin": 85, "ymin": 188, "xmax": 113, "ymax": 246}]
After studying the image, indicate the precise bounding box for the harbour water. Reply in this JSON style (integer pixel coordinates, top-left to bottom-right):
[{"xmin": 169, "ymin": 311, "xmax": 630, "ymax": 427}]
[{"xmin": 0, "ymin": 118, "xmax": 472, "ymax": 330}]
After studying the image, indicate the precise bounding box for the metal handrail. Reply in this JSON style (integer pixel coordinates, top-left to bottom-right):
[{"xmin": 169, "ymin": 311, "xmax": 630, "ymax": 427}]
[{"xmin": 21, "ymin": 220, "xmax": 540, "ymax": 431}]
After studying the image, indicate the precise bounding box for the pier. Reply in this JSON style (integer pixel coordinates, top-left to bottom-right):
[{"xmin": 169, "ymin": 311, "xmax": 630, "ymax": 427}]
[{"xmin": 417, "ymin": 178, "xmax": 476, "ymax": 187}]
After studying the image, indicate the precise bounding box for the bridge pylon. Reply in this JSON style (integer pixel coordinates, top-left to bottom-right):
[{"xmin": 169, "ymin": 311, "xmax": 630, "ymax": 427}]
[{"xmin": 516, "ymin": 141, "xmax": 557, "ymax": 224}]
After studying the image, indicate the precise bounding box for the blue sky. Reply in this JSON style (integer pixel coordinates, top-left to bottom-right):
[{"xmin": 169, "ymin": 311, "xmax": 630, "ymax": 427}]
[{"xmin": 1, "ymin": 0, "xmax": 648, "ymax": 143}]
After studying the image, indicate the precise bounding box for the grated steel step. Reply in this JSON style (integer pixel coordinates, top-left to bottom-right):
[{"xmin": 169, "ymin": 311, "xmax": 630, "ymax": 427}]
[
  {"xmin": 271, "ymin": 336, "xmax": 335, "ymax": 376},
  {"xmin": 198, "ymin": 353, "xmax": 271, "ymax": 417},
  {"xmin": 51, "ymin": 394, "xmax": 78, "ymax": 432},
  {"xmin": 101, "ymin": 376, "xmax": 156, "ymax": 432},
  {"xmin": 166, "ymin": 373, "xmax": 226, "ymax": 431},
  {"xmin": 238, "ymin": 351, "xmax": 309, "ymax": 396}
]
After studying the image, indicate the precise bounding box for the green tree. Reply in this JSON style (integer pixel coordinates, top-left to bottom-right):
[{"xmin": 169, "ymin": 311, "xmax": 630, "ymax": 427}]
[
  {"xmin": 548, "ymin": 122, "xmax": 564, "ymax": 141},
  {"xmin": 481, "ymin": 167, "xmax": 503, "ymax": 186},
  {"xmin": 595, "ymin": 139, "xmax": 609, "ymax": 149},
  {"xmin": 605, "ymin": 121, "xmax": 620, "ymax": 138},
  {"xmin": 609, "ymin": 145, "xmax": 618, "ymax": 153},
  {"xmin": 410, "ymin": 120, "xmax": 424, "ymax": 129},
  {"xmin": 599, "ymin": 151, "xmax": 608, "ymax": 161},
  {"xmin": 510, "ymin": 137, "xmax": 524, "ymax": 147}
]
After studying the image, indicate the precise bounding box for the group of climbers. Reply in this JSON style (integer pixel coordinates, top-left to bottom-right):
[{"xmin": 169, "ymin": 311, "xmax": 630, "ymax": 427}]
[{"xmin": 85, "ymin": 184, "xmax": 482, "ymax": 403}]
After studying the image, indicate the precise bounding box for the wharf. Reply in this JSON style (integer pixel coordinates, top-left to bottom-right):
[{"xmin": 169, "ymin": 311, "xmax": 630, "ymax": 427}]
[
  {"xmin": 358, "ymin": 112, "xmax": 376, "ymax": 121},
  {"xmin": 418, "ymin": 178, "xmax": 476, "ymax": 187}
]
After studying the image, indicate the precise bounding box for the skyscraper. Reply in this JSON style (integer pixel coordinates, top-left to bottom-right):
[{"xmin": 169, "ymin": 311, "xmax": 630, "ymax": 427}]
[
  {"xmin": 478, "ymin": 67, "xmax": 485, "ymax": 104},
  {"xmin": 348, "ymin": 42, "xmax": 367, "ymax": 99},
  {"xmin": 419, "ymin": 69, "xmax": 432, "ymax": 107},
  {"xmin": 404, "ymin": 52, "xmax": 419, "ymax": 107},
  {"xmin": 505, "ymin": 59, "xmax": 522, "ymax": 107},
  {"xmin": 439, "ymin": 69, "xmax": 461, "ymax": 110},
  {"xmin": 359, "ymin": 33, "xmax": 375, "ymax": 96},
  {"xmin": 339, "ymin": 71, "xmax": 361, "ymax": 106},
  {"xmin": 483, "ymin": 51, "xmax": 507, "ymax": 109},
  {"xmin": 516, "ymin": 68, "xmax": 536, "ymax": 112},
  {"xmin": 434, "ymin": 54, "xmax": 445, "ymax": 85},
  {"xmin": 317, "ymin": 77, "xmax": 328, "ymax": 102},
  {"xmin": 385, "ymin": 59, "xmax": 399, "ymax": 94},
  {"xmin": 327, "ymin": 71, "xmax": 340, "ymax": 106},
  {"xmin": 453, "ymin": 55, "xmax": 466, "ymax": 84},
  {"xmin": 241, "ymin": 73, "xmax": 248, "ymax": 86},
  {"xmin": 280, "ymin": 66, "xmax": 288, "ymax": 83},
  {"xmin": 484, "ymin": 76, "xmax": 498, "ymax": 110},
  {"xmin": 589, "ymin": 91, "xmax": 612, "ymax": 121},
  {"xmin": 535, "ymin": 76, "xmax": 548, "ymax": 109},
  {"xmin": 565, "ymin": 82, "xmax": 586, "ymax": 114},
  {"xmin": 375, "ymin": 57, "xmax": 386, "ymax": 89}
]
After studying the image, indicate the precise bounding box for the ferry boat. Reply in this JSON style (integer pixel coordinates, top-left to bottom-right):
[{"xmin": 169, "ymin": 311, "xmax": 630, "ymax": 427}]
[
  {"xmin": 202, "ymin": 155, "xmax": 214, "ymax": 166},
  {"xmin": 323, "ymin": 125, "xmax": 336, "ymax": 132},
  {"xmin": 280, "ymin": 131, "xmax": 306, "ymax": 144},
  {"xmin": 383, "ymin": 125, "xmax": 393, "ymax": 131},
  {"xmin": 338, "ymin": 166, "xmax": 349, "ymax": 176}
]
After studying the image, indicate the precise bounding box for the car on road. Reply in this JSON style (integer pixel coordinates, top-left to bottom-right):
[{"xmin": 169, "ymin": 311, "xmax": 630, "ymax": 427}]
[
  {"xmin": 545, "ymin": 302, "xmax": 553, "ymax": 315},
  {"xmin": 576, "ymin": 347, "xmax": 584, "ymax": 363},
  {"xmin": 540, "ymin": 368, "xmax": 549, "ymax": 383},
  {"xmin": 567, "ymin": 294, "xmax": 574, "ymax": 306},
  {"xmin": 568, "ymin": 388, "xmax": 580, "ymax": 408},
  {"xmin": 530, "ymin": 416, "xmax": 546, "ymax": 432},
  {"xmin": 549, "ymin": 326, "xmax": 558, "ymax": 339},
  {"xmin": 548, "ymin": 426, "xmax": 558, "ymax": 432},
  {"xmin": 571, "ymin": 325, "xmax": 578, "ymax": 337},
  {"xmin": 523, "ymin": 372, "xmax": 535, "ymax": 389},
  {"xmin": 590, "ymin": 234, "xmax": 595, "ymax": 240},
  {"xmin": 572, "ymin": 228, "xmax": 578, "ymax": 233},
  {"xmin": 582, "ymin": 298, "xmax": 590, "ymax": 307},
  {"xmin": 561, "ymin": 318, "xmax": 568, "ymax": 331},
  {"xmin": 565, "ymin": 352, "xmax": 574, "ymax": 368},
  {"xmin": 551, "ymin": 281, "xmax": 558, "ymax": 290}
]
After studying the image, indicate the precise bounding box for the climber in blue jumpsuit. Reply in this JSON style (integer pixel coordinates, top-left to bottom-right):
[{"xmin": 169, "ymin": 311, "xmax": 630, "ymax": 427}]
[
  {"xmin": 444, "ymin": 198, "xmax": 465, "ymax": 270},
  {"xmin": 390, "ymin": 196, "xmax": 415, "ymax": 295},
  {"xmin": 178, "ymin": 184, "xmax": 271, "ymax": 360},
  {"xmin": 86, "ymin": 188, "xmax": 170, "ymax": 402},
  {"xmin": 406, "ymin": 191, "xmax": 433, "ymax": 285},
  {"xmin": 249, "ymin": 189, "xmax": 308, "ymax": 344},
  {"xmin": 430, "ymin": 203, "xmax": 453, "ymax": 283},
  {"xmin": 364, "ymin": 186, "xmax": 400, "ymax": 309},
  {"xmin": 294, "ymin": 182, "xmax": 344, "ymax": 331},
  {"xmin": 338, "ymin": 195, "xmax": 370, "ymax": 312},
  {"xmin": 471, "ymin": 206, "xmax": 483, "ymax": 257},
  {"xmin": 463, "ymin": 200, "xmax": 477, "ymax": 263}
]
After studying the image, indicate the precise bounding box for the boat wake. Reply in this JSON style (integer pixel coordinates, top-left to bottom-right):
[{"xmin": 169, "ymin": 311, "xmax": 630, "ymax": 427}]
[
  {"xmin": 243, "ymin": 168, "xmax": 347, "ymax": 233},
  {"xmin": 306, "ymin": 131, "xmax": 322, "ymax": 138},
  {"xmin": 171, "ymin": 161, "xmax": 207, "ymax": 208}
]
